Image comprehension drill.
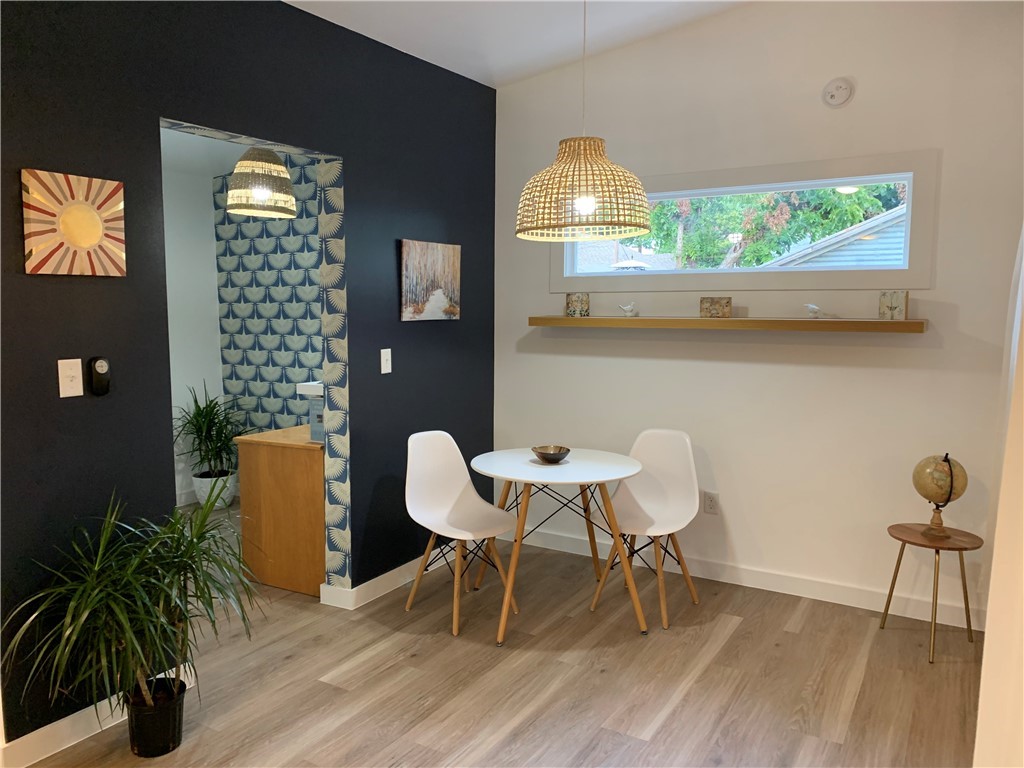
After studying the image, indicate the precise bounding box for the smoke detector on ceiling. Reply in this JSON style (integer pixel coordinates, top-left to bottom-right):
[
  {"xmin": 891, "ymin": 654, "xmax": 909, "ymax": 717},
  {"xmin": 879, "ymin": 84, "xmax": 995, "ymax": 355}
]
[{"xmin": 822, "ymin": 77, "xmax": 855, "ymax": 108}]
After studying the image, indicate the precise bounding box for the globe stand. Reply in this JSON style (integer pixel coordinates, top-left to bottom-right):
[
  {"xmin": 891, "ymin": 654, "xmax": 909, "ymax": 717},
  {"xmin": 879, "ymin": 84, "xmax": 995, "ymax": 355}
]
[
  {"xmin": 922, "ymin": 505, "xmax": 951, "ymax": 538},
  {"xmin": 913, "ymin": 453, "xmax": 966, "ymax": 540}
]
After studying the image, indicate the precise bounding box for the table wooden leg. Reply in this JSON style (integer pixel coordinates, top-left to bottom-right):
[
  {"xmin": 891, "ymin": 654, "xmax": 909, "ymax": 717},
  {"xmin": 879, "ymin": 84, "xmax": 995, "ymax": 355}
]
[
  {"xmin": 453, "ymin": 539, "xmax": 464, "ymax": 637},
  {"xmin": 598, "ymin": 483, "xmax": 648, "ymax": 635},
  {"xmin": 880, "ymin": 542, "xmax": 905, "ymax": 630},
  {"xmin": 580, "ymin": 484, "xmax": 601, "ymax": 581},
  {"xmin": 405, "ymin": 531, "xmax": 437, "ymax": 612},
  {"xmin": 590, "ymin": 544, "xmax": 619, "ymax": 611},
  {"xmin": 959, "ymin": 551, "xmax": 973, "ymax": 643},
  {"xmin": 475, "ymin": 481, "xmax": 514, "ymax": 590},
  {"xmin": 488, "ymin": 538, "xmax": 519, "ymax": 615},
  {"xmin": 653, "ymin": 535, "xmax": 669, "ymax": 630},
  {"xmin": 929, "ymin": 549, "xmax": 940, "ymax": 663},
  {"xmin": 497, "ymin": 483, "xmax": 531, "ymax": 646}
]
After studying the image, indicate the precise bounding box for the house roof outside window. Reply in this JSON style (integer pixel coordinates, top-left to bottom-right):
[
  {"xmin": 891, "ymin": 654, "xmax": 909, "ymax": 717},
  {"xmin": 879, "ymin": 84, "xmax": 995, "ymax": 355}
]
[{"xmin": 762, "ymin": 204, "xmax": 907, "ymax": 269}]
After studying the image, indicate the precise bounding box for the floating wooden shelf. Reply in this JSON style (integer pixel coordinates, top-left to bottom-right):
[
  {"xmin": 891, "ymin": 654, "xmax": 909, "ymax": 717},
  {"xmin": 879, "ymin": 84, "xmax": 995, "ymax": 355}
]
[{"xmin": 528, "ymin": 316, "xmax": 928, "ymax": 333}]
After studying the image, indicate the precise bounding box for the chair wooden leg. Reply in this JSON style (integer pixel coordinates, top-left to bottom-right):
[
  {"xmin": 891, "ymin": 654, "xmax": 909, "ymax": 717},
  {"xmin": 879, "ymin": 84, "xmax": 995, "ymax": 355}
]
[
  {"xmin": 618, "ymin": 536, "xmax": 634, "ymax": 593},
  {"xmin": 488, "ymin": 538, "xmax": 519, "ymax": 615},
  {"xmin": 405, "ymin": 531, "xmax": 437, "ymax": 612},
  {"xmin": 590, "ymin": 542, "xmax": 619, "ymax": 611},
  {"xmin": 474, "ymin": 557, "xmax": 488, "ymax": 590},
  {"xmin": 669, "ymin": 532, "xmax": 699, "ymax": 605},
  {"xmin": 580, "ymin": 485, "xmax": 601, "ymax": 581},
  {"xmin": 653, "ymin": 536, "xmax": 669, "ymax": 630},
  {"xmin": 453, "ymin": 539, "xmax": 465, "ymax": 636},
  {"xmin": 476, "ymin": 481, "xmax": 514, "ymax": 590}
]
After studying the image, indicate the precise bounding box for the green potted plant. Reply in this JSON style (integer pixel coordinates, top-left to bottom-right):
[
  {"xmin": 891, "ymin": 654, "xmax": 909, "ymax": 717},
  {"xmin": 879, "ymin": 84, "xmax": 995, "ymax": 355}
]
[
  {"xmin": 1, "ymin": 492, "xmax": 257, "ymax": 757},
  {"xmin": 174, "ymin": 384, "xmax": 250, "ymax": 507}
]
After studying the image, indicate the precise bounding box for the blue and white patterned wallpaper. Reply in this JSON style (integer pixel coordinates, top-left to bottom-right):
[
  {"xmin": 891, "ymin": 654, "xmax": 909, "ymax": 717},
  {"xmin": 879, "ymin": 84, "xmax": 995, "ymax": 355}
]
[
  {"xmin": 163, "ymin": 118, "xmax": 351, "ymax": 591},
  {"xmin": 318, "ymin": 166, "xmax": 351, "ymax": 587},
  {"xmin": 213, "ymin": 156, "xmax": 323, "ymax": 431}
]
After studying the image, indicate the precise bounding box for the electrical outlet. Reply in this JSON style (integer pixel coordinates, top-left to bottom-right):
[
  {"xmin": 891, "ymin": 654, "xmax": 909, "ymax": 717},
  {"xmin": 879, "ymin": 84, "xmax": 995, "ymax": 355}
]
[{"xmin": 703, "ymin": 491, "xmax": 720, "ymax": 515}]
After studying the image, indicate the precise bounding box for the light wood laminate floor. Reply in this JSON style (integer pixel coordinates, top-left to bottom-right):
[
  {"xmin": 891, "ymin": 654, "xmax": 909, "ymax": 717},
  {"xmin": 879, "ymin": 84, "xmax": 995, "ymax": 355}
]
[{"xmin": 35, "ymin": 545, "xmax": 982, "ymax": 767}]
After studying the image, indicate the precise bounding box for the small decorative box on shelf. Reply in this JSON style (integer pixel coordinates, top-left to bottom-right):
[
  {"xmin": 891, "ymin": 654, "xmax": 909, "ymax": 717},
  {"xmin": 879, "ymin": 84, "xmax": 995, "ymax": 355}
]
[{"xmin": 527, "ymin": 316, "xmax": 928, "ymax": 333}]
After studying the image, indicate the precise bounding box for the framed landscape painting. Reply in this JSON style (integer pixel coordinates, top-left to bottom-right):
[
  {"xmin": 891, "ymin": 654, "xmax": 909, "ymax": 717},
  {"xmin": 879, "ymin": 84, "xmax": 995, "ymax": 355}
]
[{"xmin": 401, "ymin": 239, "xmax": 461, "ymax": 321}]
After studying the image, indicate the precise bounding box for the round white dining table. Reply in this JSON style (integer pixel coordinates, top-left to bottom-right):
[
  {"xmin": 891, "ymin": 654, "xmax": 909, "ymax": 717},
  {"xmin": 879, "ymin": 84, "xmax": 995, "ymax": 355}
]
[
  {"xmin": 471, "ymin": 448, "xmax": 640, "ymax": 485},
  {"xmin": 471, "ymin": 448, "xmax": 648, "ymax": 645}
]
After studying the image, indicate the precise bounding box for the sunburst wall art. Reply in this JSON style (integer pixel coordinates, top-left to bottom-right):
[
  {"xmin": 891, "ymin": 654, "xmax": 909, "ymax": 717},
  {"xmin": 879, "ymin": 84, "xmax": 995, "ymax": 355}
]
[{"xmin": 21, "ymin": 169, "xmax": 126, "ymax": 277}]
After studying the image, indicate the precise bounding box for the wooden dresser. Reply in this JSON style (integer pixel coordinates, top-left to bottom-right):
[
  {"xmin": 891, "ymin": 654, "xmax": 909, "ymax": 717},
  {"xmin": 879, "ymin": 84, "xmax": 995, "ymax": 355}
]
[{"xmin": 235, "ymin": 426, "xmax": 325, "ymax": 597}]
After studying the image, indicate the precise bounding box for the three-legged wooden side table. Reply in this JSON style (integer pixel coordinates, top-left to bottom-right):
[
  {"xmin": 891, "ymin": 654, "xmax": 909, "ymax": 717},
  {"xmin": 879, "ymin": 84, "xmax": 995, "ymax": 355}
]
[{"xmin": 880, "ymin": 523, "xmax": 984, "ymax": 663}]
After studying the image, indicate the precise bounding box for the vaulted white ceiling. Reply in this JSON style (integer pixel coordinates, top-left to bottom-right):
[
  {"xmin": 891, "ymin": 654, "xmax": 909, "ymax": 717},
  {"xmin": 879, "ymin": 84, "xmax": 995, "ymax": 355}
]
[{"xmin": 287, "ymin": 1, "xmax": 737, "ymax": 88}]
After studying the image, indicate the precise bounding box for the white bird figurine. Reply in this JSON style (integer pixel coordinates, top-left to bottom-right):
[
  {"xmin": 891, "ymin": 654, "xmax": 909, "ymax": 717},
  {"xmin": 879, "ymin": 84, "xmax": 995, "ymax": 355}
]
[
  {"xmin": 804, "ymin": 303, "xmax": 838, "ymax": 319},
  {"xmin": 619, "ymin": 302, "xmax": 640, "ymax": 317}
]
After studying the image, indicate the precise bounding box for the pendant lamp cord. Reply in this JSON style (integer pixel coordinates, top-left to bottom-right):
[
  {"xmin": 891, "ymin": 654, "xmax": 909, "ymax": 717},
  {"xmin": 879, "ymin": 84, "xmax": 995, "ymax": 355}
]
[{"xmin": 581, "ymin": 0, "xmax": 587, "ymax": 137}]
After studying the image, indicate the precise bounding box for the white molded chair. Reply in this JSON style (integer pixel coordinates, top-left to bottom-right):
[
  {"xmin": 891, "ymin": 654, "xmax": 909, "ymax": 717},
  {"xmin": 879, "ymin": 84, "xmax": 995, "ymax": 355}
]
[
  {"xmin": 591, "ymin": 429, "xmax": 701, "ymax": 629},
  {"xmin": 404, "ymin": 431, "xmax": 517, "ymax": 636}
]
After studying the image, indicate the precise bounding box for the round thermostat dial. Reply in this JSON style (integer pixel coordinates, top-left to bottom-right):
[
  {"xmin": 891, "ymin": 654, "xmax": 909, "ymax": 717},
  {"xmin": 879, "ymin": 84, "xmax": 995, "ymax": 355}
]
[
  {"xmin": 94, "ymin": 359, "xmax": 109, "ymax": 374},
  {"xmin": 822, "ymin": 77, "xmax": 854, "ymax": 108}
]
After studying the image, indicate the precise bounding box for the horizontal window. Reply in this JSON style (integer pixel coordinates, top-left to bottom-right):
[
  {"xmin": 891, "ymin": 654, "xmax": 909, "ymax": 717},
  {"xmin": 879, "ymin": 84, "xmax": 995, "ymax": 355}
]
[{"xmin": 549, "ymin": 150, "xmax": 939, "ymax": 293}]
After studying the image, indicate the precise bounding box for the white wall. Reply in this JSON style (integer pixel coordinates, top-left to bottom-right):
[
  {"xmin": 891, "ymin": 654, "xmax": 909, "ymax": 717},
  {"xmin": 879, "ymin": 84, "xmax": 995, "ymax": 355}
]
[
  {"xmin": 973, "ymin": 234, "xmax": 1023, "ymax": 768},
  {"xmin": 160, "ymin": 130, "xmax": 243, "ymax": 504},
  {"xmin": 494, "ymin": 2, "xmax": 1023, "ymax": 628}
]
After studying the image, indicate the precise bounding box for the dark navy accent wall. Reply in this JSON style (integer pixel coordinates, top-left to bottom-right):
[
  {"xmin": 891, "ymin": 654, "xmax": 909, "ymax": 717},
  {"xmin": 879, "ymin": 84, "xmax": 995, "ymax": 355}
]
[{"xmin": 1, "ymin": 1, "xmax": 494, "ymax": 740}]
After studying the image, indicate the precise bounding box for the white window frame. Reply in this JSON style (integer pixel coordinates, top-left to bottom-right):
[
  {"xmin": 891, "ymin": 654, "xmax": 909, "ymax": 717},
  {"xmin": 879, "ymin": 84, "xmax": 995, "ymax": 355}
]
[{"xmin": 549, "ymin": 149, "xmax": 940, "ymax": 293}]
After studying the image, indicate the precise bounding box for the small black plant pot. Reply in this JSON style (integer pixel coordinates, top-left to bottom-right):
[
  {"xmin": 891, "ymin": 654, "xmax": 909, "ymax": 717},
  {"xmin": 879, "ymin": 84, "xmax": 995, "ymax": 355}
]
[{"xmin": 126, "ymin": 678, "xmax": 186, "ymax": 758}]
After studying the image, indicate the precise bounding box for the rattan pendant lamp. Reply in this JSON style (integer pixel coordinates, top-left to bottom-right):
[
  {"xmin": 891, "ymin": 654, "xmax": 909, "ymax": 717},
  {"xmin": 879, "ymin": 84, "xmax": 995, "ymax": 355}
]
[
  {"xmin": 515, "ymin": 2, "xmax": 650, "ymax": 242},
  {"xmin": 226, "ymin": 147, "xmax": 297, "ymax": 219}
]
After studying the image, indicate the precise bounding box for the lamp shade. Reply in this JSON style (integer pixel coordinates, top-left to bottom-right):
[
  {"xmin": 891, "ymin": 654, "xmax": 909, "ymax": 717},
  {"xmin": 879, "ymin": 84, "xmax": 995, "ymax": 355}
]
[
  {"xmin": 226, "ymin": 148, "xmax": 297, "ymax": 219},
  {"xmin": 515, "ymin": 136, "xmax": 650, "ymax": 242}
]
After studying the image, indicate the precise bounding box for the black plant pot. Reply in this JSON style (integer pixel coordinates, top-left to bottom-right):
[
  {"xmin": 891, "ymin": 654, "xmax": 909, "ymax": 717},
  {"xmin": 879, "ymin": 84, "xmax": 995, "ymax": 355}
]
[{"xmin": 127, "ymin": 678, "xmax": 186, "ymax": 758}]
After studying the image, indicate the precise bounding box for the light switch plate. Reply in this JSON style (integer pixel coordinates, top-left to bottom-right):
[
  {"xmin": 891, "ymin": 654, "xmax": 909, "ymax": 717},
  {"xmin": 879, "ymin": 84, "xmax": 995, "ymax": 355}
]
[
  {"xmin": 380, "ymin": 348, "xmax": 392, "ymax": 375},
  {"xmin": 58, "ymin": 358, "xmax": 84, "ymax": 398}
]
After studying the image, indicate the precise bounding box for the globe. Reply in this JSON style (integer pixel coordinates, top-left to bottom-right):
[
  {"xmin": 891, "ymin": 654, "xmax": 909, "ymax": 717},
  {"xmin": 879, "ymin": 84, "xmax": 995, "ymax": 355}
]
[{"xmin": 912, "ymin": 454, "xmax": 968, "ymax": 508}]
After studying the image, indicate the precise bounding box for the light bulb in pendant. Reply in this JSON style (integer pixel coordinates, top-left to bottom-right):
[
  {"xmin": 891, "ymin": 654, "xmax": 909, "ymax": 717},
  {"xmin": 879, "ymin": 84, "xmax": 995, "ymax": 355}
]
[
  {"xmin": 252, "ymin": 186, "xmax": 271, "ymax": 201},
  {"xmin": 574, "ymin": 195, "xmax": 597, "ymax": 216}
]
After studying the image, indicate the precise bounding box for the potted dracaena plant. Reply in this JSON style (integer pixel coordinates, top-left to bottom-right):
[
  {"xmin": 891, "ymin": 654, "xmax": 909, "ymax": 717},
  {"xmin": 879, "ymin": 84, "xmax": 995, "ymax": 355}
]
[
  {"xmin": 174, "ymin": 384, "xmax": 250, "ymax": 507},
  {"xmin": 1, "ymin": 491, "xmax": 257, "ymax": 757}
]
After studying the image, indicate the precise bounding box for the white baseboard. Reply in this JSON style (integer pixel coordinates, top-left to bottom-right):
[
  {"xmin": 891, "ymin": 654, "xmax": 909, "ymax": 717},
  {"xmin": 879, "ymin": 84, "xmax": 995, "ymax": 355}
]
[
  {"xmin": 500, "ymin": 528, "xmax": 987, "ymax": 631},
  {"xmin": 0, "ymin": 669, "xmax": 195, "ymax": 768},
  {"xmin": 176, "ymin": 488, "xmax": 197, "ymax": 507},
  {"xmin": 322, "ymin": 528, "xmax": 988, "ymax": 631},
  {"xmin": 320, "ymin": 549, "xmax": 441, "ymax": 610},
  {"xmin": 0, "ymin": 700, "xmax": 123, "ymax": 768}
]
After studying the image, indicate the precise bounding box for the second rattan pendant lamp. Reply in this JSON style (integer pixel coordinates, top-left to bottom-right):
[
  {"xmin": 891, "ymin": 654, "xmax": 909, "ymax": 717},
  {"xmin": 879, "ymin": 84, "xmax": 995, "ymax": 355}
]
[
  {"xmin": 515, "ymin": 2, "xmax": 650, "ymax": 242},
  {"xmin": 226, "ymin": 147, "xmax": 297, "ymax": 219}
]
